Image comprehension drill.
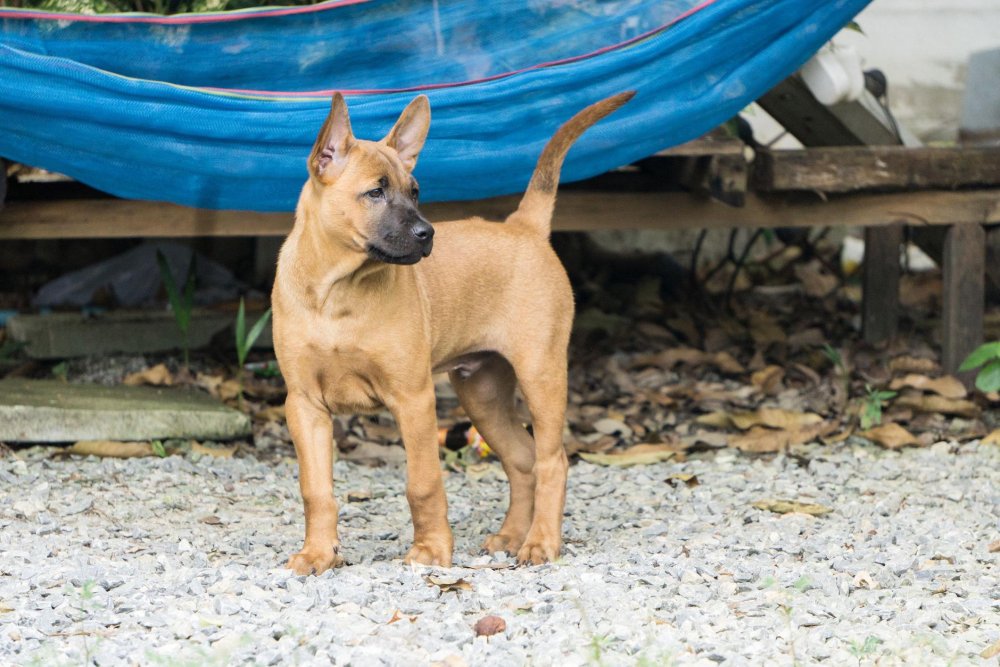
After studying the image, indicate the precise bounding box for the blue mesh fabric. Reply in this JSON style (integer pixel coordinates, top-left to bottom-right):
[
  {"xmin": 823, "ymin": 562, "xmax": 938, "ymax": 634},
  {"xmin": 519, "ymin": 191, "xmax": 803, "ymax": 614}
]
[{"xmin": 0, "ymin": 0, "xmax": 871, "ymax": 211}]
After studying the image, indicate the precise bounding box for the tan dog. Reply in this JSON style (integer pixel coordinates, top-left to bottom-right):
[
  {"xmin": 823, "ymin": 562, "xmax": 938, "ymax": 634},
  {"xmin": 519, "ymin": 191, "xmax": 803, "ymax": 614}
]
[{"xmin": 272, "ymin": 90, "xmax": 634, "ymax": 574}]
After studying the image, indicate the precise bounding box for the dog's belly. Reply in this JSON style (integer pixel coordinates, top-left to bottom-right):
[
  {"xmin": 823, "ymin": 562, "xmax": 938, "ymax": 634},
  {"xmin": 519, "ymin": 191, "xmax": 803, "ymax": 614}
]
[{"xmin": 432, "ymin": 350, "xmax": 496, "ymax": 378}]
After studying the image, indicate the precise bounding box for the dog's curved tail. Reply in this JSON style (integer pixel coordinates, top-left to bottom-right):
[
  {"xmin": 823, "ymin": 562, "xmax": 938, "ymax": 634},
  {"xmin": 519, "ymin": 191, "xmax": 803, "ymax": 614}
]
[{"xmin": 507, "ymin": 91, "xmax": 635, "ymax": 237}]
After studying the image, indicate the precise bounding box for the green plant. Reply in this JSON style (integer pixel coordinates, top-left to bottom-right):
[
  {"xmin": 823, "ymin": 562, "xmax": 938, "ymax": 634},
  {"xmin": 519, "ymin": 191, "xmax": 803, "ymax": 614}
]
[
  {"xmin": 860, "ymin": 384, "xmax": 896, "ymax": 430},
  {"xmin": 959, "ymin": 341, "xmax": 1000, "ymax": 393},
  {"xmin": 847, "ymin": 635, "xmax": 882, "ymax": 664},
  {"xmin": 151, "ymin": 440, "xmax": 167, "ymax": 458},
  {"xmin": 51, "ymin": 361, "xmax": 68, "ymax": 381},
  {"xmin": 0, "ymin": 338, "xmax": 25, "ymax": 360},
  {"xmin": 234, "ymin": 297, "xmax": 272, "ymax": 408},
  {"xmin": 156, "ymin": 250, "xmax": 196, "ymax": 371}
]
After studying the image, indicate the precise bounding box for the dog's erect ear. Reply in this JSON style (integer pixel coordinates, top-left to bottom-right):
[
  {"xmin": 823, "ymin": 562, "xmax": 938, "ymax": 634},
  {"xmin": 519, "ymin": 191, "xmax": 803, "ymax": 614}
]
[
  {"xmin": 382, "ymin": 95, "xmax": 430, "ymax": 172},
  {"xmin": 310, "ymin": 92, "xmax": 355, "ymax": 182}
]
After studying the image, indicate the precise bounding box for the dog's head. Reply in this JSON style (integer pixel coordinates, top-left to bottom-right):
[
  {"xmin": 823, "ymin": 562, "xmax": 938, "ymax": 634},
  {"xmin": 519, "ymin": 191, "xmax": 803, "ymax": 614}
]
[{"xmin": 305, "ymin": 93, "xmax": 433, "ymax": 265}]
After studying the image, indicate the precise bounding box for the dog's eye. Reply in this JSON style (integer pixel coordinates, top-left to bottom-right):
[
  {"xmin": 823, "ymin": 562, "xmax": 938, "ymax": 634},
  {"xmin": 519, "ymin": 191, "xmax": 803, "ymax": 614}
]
[{"xmin": 365, "ymin": 187, "xmax": 385, "ymax": 200}]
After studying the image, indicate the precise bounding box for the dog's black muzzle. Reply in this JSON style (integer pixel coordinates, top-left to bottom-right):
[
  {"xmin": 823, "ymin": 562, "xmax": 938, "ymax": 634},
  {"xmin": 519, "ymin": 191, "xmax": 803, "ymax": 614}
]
[{"xmin": 367, "ymin": 204, "xmax": 434, "ymax": 265}]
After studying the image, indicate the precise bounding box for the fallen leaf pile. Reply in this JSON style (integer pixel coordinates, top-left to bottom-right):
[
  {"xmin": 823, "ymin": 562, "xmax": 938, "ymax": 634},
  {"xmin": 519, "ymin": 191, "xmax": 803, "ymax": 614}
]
[{"xmin": 44, "ymin": 231, "xmax": 999, "ymax": 468}]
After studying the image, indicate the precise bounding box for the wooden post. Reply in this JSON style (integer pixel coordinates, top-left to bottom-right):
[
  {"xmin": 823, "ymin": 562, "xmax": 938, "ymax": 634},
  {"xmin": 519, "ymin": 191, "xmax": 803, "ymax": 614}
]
[
  {"xmin": 0, "ymin": 159, "xmax": 7, "ymax": 211},
  {"xmin": 942, "ymin": 223, "xmax": 985, "ymax": 381},
  {"xmin": 862, "ymin": 223, "xmax": 903, "ymax": 344}
]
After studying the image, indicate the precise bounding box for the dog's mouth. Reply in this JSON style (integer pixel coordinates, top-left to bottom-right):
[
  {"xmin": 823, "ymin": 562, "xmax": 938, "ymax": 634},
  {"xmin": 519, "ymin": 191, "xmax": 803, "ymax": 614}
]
[{"xmin": 365, "ymin": 243, "xmax": 431, "ymax": 265}]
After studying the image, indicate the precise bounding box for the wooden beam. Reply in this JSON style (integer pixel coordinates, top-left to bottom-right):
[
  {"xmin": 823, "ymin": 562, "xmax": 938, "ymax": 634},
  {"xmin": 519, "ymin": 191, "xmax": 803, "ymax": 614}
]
[
  {"xmin": 757, "ymin": 76, "xmax": 901, "ymax": 147},
  {"xmin": 755, "ymin": 146, "xmax": 1000, "ymax": 193},
  {"xmin": 862, "ymin": 223, "xmax": 903, "ymax": 344},
  {"xmin": 942, "ymin": 223, "xmax": 985, "ymax": 381},
  {"xmin": 2, "ymin": 189, "xmax": 999, "ymax": 239}
]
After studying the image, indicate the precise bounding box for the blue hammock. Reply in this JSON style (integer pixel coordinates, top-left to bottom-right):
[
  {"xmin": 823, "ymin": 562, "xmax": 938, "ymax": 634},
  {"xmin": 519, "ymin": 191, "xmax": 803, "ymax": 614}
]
[{"xmin": 0, "ymin": 0, "xmax": 870, "ymax": 212}]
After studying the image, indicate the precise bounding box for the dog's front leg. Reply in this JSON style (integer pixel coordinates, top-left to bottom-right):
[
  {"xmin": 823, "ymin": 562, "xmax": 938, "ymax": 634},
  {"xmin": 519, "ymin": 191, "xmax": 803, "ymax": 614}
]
[
  {"xmin": 391, "ymin": 384, "xmax": 453, "ymax": 566},
  {"xmin": 285, "ymin": 390, "xmax": 344, "ymax": 575}
]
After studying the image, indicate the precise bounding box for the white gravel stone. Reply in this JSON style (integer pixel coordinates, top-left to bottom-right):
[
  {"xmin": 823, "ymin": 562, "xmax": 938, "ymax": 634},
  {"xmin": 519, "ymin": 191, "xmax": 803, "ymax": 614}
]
[{"xmin": 0, "ymin": 442, "xmax": 997, "ymax": 665}]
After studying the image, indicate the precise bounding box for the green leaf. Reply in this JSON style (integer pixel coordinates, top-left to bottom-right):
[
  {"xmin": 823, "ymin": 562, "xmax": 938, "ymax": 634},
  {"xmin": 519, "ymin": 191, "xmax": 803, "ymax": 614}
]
[
  {"xmin": 845, "ymin": 20, "xmax": 865, "ymax": 35},
  {"xmin": 156, "ymin": 250, "xmax": 183, "ymax": 319},
  {"xmin": 245, "ymin": 309, "xmax": 272, "ymax": 358},
  {"xmin": 151, "ymin": 441, "xmax": 167, "ymax": 458},
  {"xmin": 975, "ymin": 360, "xmax": 1000, "ymax": 393},
  {"xmin": 959, "ymin": 341, "xmax": 1000, "ymax": 372},
  {"xmin": 179, "ymin": 255, "xmax": 197, "ymax": 334},
  {"xmin": 235, "ymin": 297, "xmax": 247, "ymax": 366},
  {"xmin": 875, "ymin": 390, "xmax": 897, "ymax": 401}
]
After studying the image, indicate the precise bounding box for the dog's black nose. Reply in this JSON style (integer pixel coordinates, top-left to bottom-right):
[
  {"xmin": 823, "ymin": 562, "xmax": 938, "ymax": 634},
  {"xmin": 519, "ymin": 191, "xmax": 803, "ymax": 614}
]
[{"xmin": 411, "ymin": 220, "xmax": 434, "ymax": 241}]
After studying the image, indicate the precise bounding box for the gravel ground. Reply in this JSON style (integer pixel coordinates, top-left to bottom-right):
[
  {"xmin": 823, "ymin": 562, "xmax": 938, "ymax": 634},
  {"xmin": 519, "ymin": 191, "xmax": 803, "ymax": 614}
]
[{"xmin": 1, "ymin": 441, "xmax": 998, "ymax": 666}]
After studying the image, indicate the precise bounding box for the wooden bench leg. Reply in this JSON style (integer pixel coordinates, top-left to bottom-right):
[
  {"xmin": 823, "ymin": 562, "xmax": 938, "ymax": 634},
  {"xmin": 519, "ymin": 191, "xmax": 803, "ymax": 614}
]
[
  {"xmin": 942, "ymin": 223, "xmax": 985, "ymax": 380},
  {"xmin": 862, "ymin": 224, "xmax": 903, "ymax": 344}
]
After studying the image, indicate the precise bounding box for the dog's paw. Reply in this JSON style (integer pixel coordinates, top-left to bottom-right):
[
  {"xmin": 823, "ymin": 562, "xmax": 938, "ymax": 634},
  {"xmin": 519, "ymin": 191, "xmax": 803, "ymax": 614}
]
[
  {"xmin": 482, "ymin": 532, "xmax": 524, "ymax": 555},
  {"xmin": 287, "ymin": 545, "xmax": 344, "ymax": 575},
  {"xmin": 516, "ymin": 539, "xmax": 560, "ymax": 566},
  {"xmin": 403, "ymin": 540, "xmax": 453, "ymax": 567}
]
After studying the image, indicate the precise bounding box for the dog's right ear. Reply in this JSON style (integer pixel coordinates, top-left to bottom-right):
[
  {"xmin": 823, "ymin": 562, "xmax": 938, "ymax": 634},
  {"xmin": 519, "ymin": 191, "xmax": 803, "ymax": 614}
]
[{"xmin": 309, "ymin": 92, "xmax": 356, "ymax": 183}]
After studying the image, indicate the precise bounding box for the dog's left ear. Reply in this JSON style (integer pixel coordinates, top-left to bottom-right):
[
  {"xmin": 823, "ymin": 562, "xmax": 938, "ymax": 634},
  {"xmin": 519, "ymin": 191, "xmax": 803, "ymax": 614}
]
[{"xmin": 382, "ymin": 95, "xmax": 430, "ymax": 172}]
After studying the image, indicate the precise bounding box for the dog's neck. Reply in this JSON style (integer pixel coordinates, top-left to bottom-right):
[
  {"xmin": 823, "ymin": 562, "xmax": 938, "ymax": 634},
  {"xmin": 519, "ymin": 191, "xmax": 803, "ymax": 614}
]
[{"xmin": 280, "ymin": 189, "xmax": 396, "ymax": 313}]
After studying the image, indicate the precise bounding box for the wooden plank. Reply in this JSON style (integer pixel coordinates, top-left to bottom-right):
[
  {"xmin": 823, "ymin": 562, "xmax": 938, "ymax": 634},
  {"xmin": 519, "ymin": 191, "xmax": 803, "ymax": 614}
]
[
  {"xmin": 942, "ymin": 223, "xmax": 985, "ymax": 381},
  {"xmin": 758, "ymin": 76, "xmax": 901, "ymax": 147},
  {"xmin": 2, "ymin": 189, "xmax": 1000, "ymax": 239},
  {"xmin": 657, "ymin": 135, "xmax": 745, "ymax": 157},
  {"xmin": 862, "ymin": 224, "xmax": 903, "ymax": 344},
  {"xmin": 755, "ymin": 146, "xmax": 1000, "ymax": 193}
]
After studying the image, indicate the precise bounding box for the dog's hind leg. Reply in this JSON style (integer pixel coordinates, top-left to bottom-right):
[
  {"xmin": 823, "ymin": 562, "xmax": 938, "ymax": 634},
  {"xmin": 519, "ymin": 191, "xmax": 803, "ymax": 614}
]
[{"xmin": 449, "ymin": 354, "xmax": 536, "ymax": 555}]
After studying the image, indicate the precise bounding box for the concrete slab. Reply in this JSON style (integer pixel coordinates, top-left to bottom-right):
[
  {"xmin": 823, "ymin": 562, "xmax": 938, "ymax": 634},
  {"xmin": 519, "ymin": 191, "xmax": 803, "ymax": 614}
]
[
  {"xmin": 7, "ymin": 309, "xmax": 272, "ymax": 359},
  {"xmin": 0, "ymin": 378, "xmax": 251, "ymax": 443}
]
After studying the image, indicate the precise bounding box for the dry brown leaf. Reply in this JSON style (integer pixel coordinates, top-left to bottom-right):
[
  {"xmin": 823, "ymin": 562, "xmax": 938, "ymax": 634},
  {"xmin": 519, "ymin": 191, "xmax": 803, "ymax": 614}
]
[
  {"xmin": 196, "ymin": 374, "xmax": 243, "ymax": 402},
  {"xmin": 982, "ymin": 639, "xmax": 1000, "ymax": 660},
  {"xmin": 254, "ymin": 405, "xmax": 286, "ymax": 423},
  {"xmin": 751, "ymin": 365, "xmax": 785, "ymax": 395},
  {"xmin": 710, "ymin": 351, "xmax": 745, "ymax": 374},
  {"xmin": 347, "ymin": 490, "xmax": 373, "ymax": 503},
  {"xmin": 889, "ymin": 356, "xmax": 940, "ymax": 375},
  {"xmin": 342, "ymin": 441, "xmax": 406, "ymax": 465},
  {"xmin": 737, "ymin": 423, "xmax": 831, "ymax": 452},
  {"xmin": 852, "ymin": 571, "xmax": 878, "ymax": 590},
  {"xmin": 730, "ymin": 407, "xmax": 822, "ymax": 431},
  {"xmin": 821, "ymin": 426, "xmax": 854, "ymax": 445},
  {"xmin": 634, "ymin": 348, "xmax": 743, "ymax": 375},
  {"xmin": 425, "ymin": 575, "xmax": 472, "ymax": 593},
  {"xmin": 123, "ymin": 363, "xmax": 173, "ymax": 387},
  {"xmin": 580, "ymin": 444, "xmax": 675, "ymax": 467},
  {"xmin": 861, "ymin": 423, "xmax": 919, "ymax": 450},
  {"xmin": 191, "ymin": 442, "xmax": 237, "ymax": 458},
  {"xmin": 888, "ymin": 374, "xmax": 967, "ymax": 400},
  {"xmin": 895, "ymin": 392, "xmax": 980, "ymax": 418},
  {"xmin": 987, "ymin": 540, "xmax": 1000, "ymax": 554},
  {"xmin": 200, "ymin": 515, "xmax": 223, "ymax": 525},
  {"xmin": 982, "ymin": 429, "xmax": 1000, "ymax": 446},
  {"xmin": 694, "ymin": 411, "xmax": 733, "ymax": 428},
  {"xmin": 473, "ymin": 615, "xmax": 507, "ymax": 637},
  {"xmin": 752, "ymin": 499, "xmax": 832, "ymax": 516},
  {"xmin": 730, "ymin": 427, "xmax": 790, "ymax": 453},
  {"xmin": 67, "ymin": 440, "xmax": 156, "ymax": 458},
  {"xmin": 748, "ymin": 313, "xmax": 786, "ymax": 346},
  {"xmin": 794, "ymin": 263, "xmax": 838, "ymax": 298},
  {"xmin": 665, "ymin": 473, "xmax": 700, "ymax": 488},
  {"xmin": 680, "ymin": 431, "xmax": 729, "ymax": 449},
  {"xmin": 787, "ymin": 328, "xmax": 826, "ymax": 348}
]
